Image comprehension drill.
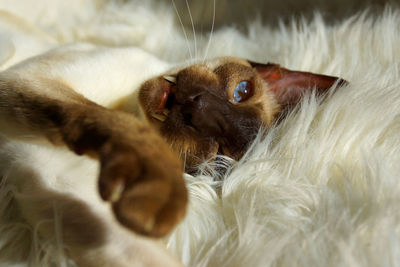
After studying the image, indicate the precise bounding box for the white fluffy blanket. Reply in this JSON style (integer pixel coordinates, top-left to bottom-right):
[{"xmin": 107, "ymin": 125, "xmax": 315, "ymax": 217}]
[{"xmin": 1, "ymin": 1, "xmax": 400, "ymax": 266}]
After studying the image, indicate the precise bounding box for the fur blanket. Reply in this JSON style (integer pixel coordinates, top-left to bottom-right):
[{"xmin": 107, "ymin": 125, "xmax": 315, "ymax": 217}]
[{"xmin": 1, "ymin": 1, "xmax": 400, "ymax": 266}]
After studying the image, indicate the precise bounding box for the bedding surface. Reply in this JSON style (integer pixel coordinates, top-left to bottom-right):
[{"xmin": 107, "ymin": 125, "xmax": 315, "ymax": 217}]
[{"xmin": 0, "ymin": 1, "xmax": 399, "ymax": 266}]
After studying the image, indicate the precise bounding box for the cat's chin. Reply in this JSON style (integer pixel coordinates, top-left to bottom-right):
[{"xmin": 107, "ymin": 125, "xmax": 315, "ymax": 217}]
[{"xmin": 165, "ymin": 132, "xmax": 220, "ymax": 173}]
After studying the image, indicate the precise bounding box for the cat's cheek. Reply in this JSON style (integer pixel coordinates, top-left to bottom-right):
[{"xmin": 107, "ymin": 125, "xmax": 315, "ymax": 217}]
[{"xmin": 138, "ymin": 77, "xmax": 166, "ymax": 116}]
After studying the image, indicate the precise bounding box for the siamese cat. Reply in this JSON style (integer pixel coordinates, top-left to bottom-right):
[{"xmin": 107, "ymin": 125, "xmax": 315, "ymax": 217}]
[{"xmin": 0, "ymin": 14, "xmax": 346, "ymax": 267}]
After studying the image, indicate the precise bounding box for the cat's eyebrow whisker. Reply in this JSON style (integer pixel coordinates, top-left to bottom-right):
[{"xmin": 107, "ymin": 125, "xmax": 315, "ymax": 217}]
[
  {"xmin": 203, "ymin": 0, "xmax": 216, "ymax": 63},
  {"xmin": 185, "ymin": 0, "xmax": 197, "ymax": 60},
  {"xmin": 171, "ymin": 0, "xmax": 193, "ymax": 60}
]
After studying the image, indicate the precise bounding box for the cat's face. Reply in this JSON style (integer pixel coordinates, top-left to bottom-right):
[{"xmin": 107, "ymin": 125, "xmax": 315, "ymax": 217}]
[{"xmin": 138, "ymin": 57, "xmax": 346, "ymax": 171}]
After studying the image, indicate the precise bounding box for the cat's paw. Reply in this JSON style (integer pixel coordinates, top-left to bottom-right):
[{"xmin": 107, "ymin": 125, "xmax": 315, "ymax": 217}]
[{"xmin": 97, "ymin": 136, "xmax": 187, "ymax": 237}]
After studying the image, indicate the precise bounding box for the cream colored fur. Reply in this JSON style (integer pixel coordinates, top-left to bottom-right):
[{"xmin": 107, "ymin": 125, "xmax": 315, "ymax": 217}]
[{"xmin": 1, "ymin": 0, "xmax": 400, "ymax": 267}]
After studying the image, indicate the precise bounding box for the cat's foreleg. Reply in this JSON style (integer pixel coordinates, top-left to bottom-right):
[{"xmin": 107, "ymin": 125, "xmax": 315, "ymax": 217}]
[{"xmin": 0, "ymin": 71, "xmax": 187, "ymax": 237}]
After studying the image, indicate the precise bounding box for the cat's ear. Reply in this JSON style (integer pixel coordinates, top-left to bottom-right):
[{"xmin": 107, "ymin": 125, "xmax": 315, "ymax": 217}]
[{"xmin": 249, "ymin": 61, "xmax": 348, "ymax": 109}]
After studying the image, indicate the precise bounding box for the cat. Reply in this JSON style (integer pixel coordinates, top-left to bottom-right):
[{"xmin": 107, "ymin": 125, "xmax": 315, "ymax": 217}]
[{"xmin": 0, "ymin": 12, "xmax": 346, "ymax": 267}]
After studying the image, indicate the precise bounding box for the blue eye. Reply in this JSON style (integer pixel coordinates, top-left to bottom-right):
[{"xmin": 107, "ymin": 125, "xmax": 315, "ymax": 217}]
[{"xmin": 233, "ymin": 80, "xmax": 253, "ymax": 103}]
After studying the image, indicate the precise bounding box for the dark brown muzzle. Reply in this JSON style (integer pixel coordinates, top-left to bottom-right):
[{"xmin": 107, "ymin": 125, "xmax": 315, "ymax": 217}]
[{"xmin": 175, "ymin": 86, "xmax": 262, "ymax": 160}]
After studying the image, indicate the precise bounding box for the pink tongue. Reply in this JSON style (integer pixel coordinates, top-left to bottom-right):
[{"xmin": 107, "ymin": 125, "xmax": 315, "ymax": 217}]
[{"xmin": 155, "ymin": 80, "xmax": 172, "ymax": 114}]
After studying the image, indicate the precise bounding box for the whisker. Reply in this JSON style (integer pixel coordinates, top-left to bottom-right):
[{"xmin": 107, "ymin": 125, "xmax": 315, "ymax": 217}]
[
  {"xmin": 185, "ymin": 0, "xmax": 197, "ymax": 61},
  {"xmin": 183, "ymin": 150, "xmax": 187, "ymax": 171},
  {"xmin": 177, "ymin": 147, "xmax": 186, "ymax": 171},
  {"xmin": 171, "ymin": 0, "xmax": 193, "ymax": 60},
  {"xmin": 203, "ymin": 0, "xmax": 216, "ymax": 63}
]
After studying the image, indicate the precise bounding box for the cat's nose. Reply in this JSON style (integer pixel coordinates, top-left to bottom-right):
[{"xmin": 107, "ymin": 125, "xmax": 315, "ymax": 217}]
[
  {"xmin": 180, "ymin": 92, "xmax": 206, "ymax": 126},
  {"xmin": 180, "ymin": 92, "xmax": 228, "ymax": 135},
  {"xmin": 184, "ymin": 92, "xmax": 204, "ymax": 104}
]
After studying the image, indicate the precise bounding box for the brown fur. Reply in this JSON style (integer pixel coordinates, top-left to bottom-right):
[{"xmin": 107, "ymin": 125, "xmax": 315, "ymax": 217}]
[
  {"xmin": 0, "ymin": 56, "xmax": 346, "ymax": 238},
  {"xmin": 137, "ymin": 58, "xmax": 346, "ymax": 172}
]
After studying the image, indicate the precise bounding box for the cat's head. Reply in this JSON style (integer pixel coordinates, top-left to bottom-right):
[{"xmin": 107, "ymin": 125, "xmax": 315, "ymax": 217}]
[{"xmin": 138, "ymin": 57, "xmax": 347, "ymax": 172}]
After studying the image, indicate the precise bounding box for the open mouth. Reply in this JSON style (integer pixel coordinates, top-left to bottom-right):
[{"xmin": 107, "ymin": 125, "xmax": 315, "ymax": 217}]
[{"xmin": 151, "ymin": 76, "xmax": 176, "ymax": 122}]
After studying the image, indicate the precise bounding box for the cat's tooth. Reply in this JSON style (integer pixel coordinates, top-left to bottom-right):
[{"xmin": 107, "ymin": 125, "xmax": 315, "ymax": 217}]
[
  {"xmin": 162, "ymin": 109, "xmax": 170, "ymax": 116},
  {"xmin": 110, "ymin": 181, "xmax": 124, "ymax": 203},
  {"xmin": 163, "ymin": 75, "xmax": 176, "ymax": 84},
  {"xmin": 152, "ymin": 113, "xmax": 167, "ymax": 122}
]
